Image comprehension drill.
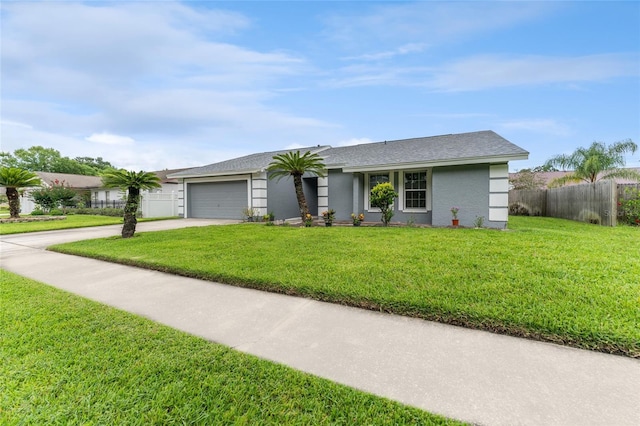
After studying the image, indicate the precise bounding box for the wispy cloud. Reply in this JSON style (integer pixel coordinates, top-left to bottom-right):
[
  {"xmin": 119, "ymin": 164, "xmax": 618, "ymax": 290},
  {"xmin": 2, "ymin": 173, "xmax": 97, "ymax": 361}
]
[
  {"xmin": 498, "ymin": 119, "xmax": 572, "ymax": 136},
  {"xmin": 426, "ymin": 54, "xmax": 640, "ymax": 92},
  {"xmin": 323, "ymin": 2, "xmax": 554, "ymax": 50},
  {"xmin": 343, "ymin": 43, "xmax": 428, "ymax": 61},
  {"xmin": 86, "ymin": 133, "xmax": 135, "ymax": 146},
  {"xmin": 326, "ymin": 53, "xmax": 639, "ymax": 90},
  {"xmin": 1, "ymin": 2, "xmax": 318, "ymax": 147}
]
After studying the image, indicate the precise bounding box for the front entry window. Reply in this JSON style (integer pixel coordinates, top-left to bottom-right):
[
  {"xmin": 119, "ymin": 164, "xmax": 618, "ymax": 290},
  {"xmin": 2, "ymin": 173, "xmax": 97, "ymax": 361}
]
[
  {"xmin": 368, "ymin": 173, "xmax": 390, "ymax": 210},
  {"xmin": 404, "ymin": 171, "xmax": 427, "ymax": 209}
]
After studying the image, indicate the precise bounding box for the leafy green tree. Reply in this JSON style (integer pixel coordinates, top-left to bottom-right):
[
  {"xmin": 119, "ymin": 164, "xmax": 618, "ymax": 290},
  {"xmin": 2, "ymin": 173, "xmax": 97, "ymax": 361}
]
[
  {"xmin": 74, "ymin": 156, "xmax": 114, "ymax": 172},
  {"xmin": 370, "ymin": 182, "xmax": 398, "ymax": 226},
  {"xmin": 266, "ymin": 151, "xmax": 326, "ymax": 222},
  {"xmin": 1, "ymin": 146, "xmax": 60, "ymax": 171},
  {"xmin": 0, "ymin": 167, "xmax": 41, "ymax": 218},
  {"xmin": 101, "ymin": 169, "xmax": 161, "ymax": 238},
  {"xmin": 0, "ymin": 146, "xmax": 112, "ymax": 175},
  {"xmin": 544, "ymin": 140, "xmax": 639, "ymax": 187}
]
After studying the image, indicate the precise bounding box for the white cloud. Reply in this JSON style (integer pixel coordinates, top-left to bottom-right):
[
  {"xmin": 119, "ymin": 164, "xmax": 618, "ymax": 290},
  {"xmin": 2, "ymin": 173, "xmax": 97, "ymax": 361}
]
[
  {"xmin": 343, "ymin": 43, "xmax": 428, "ymax": 61},
  {"xmin": 0, "ymin": 1, "xmax": 337, "ymax": 168},
  {"xmin": 427, "ymin": 54, "xmax": 640, "ymax": 92},
  {"xmin": 323, "ymin": 2, "xmax": 554, "ymax": 50},
  {"xmin": 85, "ymin": 133, "xmax": 135, "ymax": 146},
  {"xmin": 326, "ymin": 53, "xmax": 639, "ymax": 90},
  {"xmin": 0, "ymin": 120, "xmax": 33, "ymax": 129},
  {"xmin": 498, "ymin": 119, "xmax": 571, "ymax": 137}
]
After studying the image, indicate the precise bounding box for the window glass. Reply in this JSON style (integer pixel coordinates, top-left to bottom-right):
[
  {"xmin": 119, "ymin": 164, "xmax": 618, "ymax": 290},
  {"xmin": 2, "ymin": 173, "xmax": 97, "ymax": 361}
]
[
  {"xmin": 368, "ymin": 173, "xmax": 390, "ymax": 209},
  {"xmin": 404, "ymin": 171, "xmax": 427, "ymax": 209}
]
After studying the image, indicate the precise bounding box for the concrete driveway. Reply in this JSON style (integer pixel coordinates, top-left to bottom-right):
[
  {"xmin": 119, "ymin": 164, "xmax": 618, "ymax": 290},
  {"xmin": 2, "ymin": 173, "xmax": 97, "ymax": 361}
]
[{"xmin": 1, "ymin": 219, "xmax": 639, "ymax": 426}]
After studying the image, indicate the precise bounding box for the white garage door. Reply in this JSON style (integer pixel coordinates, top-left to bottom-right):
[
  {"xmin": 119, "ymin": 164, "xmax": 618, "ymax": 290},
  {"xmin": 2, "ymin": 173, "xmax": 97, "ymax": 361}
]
[{"xmin": 187, "ymin": 181, "xmax": 248, "ymax": 219}]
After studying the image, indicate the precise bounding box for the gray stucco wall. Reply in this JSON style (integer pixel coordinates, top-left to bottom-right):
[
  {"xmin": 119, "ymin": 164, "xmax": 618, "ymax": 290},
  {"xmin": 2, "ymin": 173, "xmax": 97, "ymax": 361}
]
[
  {"xmin": 431, "ymin": 164, "xmax": 493, "ymax": 228},
  {"xmin": 327, "ymin": 170, "xmax": 354, "ymax": 221},
  {"xmin": 267, "ymin": 176, "xmax": 302, "ymax": 220},
  {"xmin": 266, "ymin": 174, "xmax": 319, "ymax": 220}
]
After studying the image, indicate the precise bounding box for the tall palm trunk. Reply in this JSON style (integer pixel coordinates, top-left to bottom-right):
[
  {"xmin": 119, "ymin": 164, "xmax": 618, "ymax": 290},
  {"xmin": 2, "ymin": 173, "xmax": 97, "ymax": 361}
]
[
  {"xmin": 122, "ymin": 187, "xmax": 140, "ymax": 238},
  {"xmin": 6, "ymin": 187, "xmax": 20, "ymax": 218},
  {"xmin": 293, "ymin": 174, "xmax": 309, "ymax": 221}
]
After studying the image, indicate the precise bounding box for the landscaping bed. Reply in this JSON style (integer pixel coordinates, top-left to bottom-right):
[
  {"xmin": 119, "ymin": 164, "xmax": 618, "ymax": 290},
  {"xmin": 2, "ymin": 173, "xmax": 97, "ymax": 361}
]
[
  {"xmin": 0, "ymin": 216, "xmax": 67, "ymax": 224},
  {"xmin": 50, "ymin": 216, "xmax": 640, "ymax": 357}
]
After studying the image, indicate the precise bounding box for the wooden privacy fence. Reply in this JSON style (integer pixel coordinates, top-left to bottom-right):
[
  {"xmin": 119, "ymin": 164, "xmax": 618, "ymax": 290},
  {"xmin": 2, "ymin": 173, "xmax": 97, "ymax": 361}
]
[{"xmin": 509, "ymin": 181, "xmax": 640, "ymax": 226}]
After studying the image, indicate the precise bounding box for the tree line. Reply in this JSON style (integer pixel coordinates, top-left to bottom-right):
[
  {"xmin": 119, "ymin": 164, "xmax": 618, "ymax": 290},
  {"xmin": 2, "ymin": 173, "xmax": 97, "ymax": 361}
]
[{"xmin": 0, "ymin": 146, "xmax": 114, "ymax": 176}]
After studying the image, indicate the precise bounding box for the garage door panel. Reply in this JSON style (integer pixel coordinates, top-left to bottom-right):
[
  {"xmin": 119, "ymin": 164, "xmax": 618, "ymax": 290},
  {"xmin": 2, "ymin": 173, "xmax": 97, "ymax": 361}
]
[{"xmin": 188, "ymin": 181, "xmax": 248, "ymax": 219}]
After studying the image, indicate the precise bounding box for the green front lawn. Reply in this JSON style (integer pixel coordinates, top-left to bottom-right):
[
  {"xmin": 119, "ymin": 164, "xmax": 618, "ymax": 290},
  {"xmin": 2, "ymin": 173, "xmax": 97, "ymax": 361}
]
[
  {"xmin": 50, "ymin": 217, "xmax": 640, "ymax": 357},
  {"xmin": 0, "ymin": 215, "xmax": 175, "ymax": 235},
  {"xmin": 0, "ymin": 270, "xmax": 458, "ymax": 425}
]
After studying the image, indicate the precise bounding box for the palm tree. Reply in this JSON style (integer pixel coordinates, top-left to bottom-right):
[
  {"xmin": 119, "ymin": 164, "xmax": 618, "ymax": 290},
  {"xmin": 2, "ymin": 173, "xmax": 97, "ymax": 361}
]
[
  {"xmin": 0, "ymin": 167, "xmax": 41, "ymax": 218},
  {"xmin": 266, "ymin": 150, "xmax": 326, "ymax": 222},
  {"xmin": 101, "ymin": 169, "xmax": 161, "ymax": 238},
  {"xmin": 544, "ymin": 140, "xmax": 639, "ymax": 187}
]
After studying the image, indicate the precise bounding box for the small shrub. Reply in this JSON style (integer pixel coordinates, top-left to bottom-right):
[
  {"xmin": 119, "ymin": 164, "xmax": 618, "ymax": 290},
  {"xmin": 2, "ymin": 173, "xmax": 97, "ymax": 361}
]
[
  {"xmin": 619, "ymin": 187, "xmax": 640, "ymax": 226},
  {"xmin": 370, "ymin": 182, "xmax": 398, "ymax": 226},
  {"xmin": 473, "ymin": 216, "xmax": 485, "ymax": 228},
  {"xmin": 50, "ymin": 209, "xmax": 64, "ymax": 216},
  {"xmin": 31, "ymin": 209, "xmax": 45, "ymax": 216},
  {"xmin": 73, "ymin": 207, "xmax": 126, "ymax": 217},
  {"xmin": 509, "ymin": 202, "xmax": 530, "ymax": 216}
]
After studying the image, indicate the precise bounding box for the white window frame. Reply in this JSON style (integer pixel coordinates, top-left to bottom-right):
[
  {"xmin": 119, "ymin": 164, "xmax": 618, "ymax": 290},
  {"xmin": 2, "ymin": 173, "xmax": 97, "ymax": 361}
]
[
  {"xmin": 364, "ymin": 172, "xmax": 395, "ymax": 212},
  {"xmin": 399, "ymin": 169, "xmax": 432, "ymax": 213}
]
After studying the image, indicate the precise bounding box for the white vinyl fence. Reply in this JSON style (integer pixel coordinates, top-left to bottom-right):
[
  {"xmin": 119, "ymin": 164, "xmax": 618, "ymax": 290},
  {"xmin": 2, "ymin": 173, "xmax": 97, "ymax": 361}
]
[
  {"xmin": 19, "ymin": 192, "xmax": 179, "ymax": 218},
  {"xmin": 140, "ymin": 192, "xmax": 179, "ymax": 218}
]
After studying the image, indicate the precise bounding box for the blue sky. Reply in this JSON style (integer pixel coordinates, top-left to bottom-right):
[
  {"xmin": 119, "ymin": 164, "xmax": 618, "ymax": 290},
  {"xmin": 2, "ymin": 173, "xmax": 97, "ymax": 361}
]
[{"xmin": 2, "ymin": 1, "xmax": 639, "ymax": 171}]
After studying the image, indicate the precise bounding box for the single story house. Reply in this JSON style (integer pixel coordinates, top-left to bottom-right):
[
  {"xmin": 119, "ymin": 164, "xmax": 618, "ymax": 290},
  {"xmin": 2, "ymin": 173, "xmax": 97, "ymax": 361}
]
[
  {"xmin": 17, "ymin": 172, "xmax": 106, "ymax": 214},
  {"xmin": 169, "ymin": 130, "xmax": 529, "ymax": 228}
]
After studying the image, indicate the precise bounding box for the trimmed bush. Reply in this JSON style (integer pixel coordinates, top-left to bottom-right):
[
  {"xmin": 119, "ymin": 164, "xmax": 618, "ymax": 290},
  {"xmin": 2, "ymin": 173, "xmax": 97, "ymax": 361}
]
[{"xmin": 73, "ymin": 207, "xmax": 125, "ymax": 217}]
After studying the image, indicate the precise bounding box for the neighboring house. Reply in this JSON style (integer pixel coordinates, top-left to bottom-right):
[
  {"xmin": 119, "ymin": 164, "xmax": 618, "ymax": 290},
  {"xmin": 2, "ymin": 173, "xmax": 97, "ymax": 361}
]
[
  {"xmin": 509, "ymin": 167, "xmax": 640, "ymax": 189},
  {"xmin": 18, "ymin": 170, "xmax": 188, "ymax": 216},
  {"xmin": 18, "ymin": 172, "xmax": 113, "ymax": 214},
  {"xmin": 169, "ymin": 130, "xmax": 529, "ymax": 228}
]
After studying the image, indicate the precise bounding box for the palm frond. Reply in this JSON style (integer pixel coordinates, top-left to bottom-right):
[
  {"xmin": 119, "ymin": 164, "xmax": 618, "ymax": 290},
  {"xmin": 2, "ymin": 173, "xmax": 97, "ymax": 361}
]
[
  {"xmin": 0, "ymin": 167, "xmax": 41, "ymax": 188},
  {"xmin": 101, "ymin": 169, "xmax": 161, "ymax": 190},
  {"xmin": 266, "ymin": 150, "xmax": 326, "ymax": 181}
]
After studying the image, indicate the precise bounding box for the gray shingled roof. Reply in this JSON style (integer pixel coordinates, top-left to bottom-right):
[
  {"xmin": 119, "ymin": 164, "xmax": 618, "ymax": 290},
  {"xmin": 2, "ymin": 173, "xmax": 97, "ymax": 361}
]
[
  {"xmin": 169, "ymin": 146, "xmax": 330, "ymax": 178},
  {"xmin": 35, "ymin": 172, "xmax": 103, "ymax": 189},
  {"xmin": 322, "ymin": 130, "xmax": 528, "ymax": 170},
  {"xmin": 170, "ymin": 131, "xmax": 528, "ymax": 177},
  {"xmin": 152, "ymin": 168, "xmax": 191, "ymax": 183}
]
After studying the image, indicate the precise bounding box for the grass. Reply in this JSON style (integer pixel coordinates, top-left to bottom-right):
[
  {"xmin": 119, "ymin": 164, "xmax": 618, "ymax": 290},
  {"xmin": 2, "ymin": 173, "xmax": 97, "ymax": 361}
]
[
  {"xmin": 49, "ymin": 216, "xmax": 640, "ymax": 357},
  {"xmin": 0, "ymin": 270, "xmax": 459, "ymax": 425},
  {"xmin": 0, "ymin": 215, "xmax": 175, "ymax": 235}
]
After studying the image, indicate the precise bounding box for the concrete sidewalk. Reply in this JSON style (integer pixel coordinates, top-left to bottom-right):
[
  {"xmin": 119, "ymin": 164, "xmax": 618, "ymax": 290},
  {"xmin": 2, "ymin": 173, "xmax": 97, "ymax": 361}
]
[{"xmin": 1, "ymin": 221, "xmax": 639, "ymax": 425}]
